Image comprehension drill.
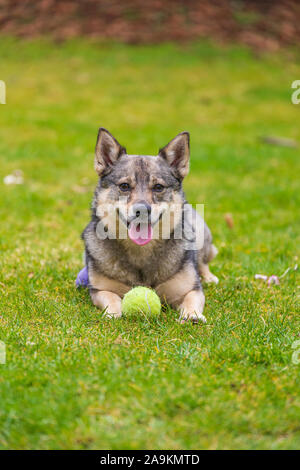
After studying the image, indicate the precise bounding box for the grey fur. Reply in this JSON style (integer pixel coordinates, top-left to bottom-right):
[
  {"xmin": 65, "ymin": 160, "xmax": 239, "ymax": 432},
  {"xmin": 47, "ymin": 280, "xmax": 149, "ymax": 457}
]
[{"xmin": 82, "ymin": 128, "xmax": 218, "ymax": 321}]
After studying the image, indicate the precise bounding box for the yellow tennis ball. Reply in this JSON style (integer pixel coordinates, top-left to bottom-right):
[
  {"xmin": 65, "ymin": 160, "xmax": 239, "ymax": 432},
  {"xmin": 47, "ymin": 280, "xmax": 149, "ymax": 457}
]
[{"xmin": 122, "ymin": 287, "xmax": 161, "ymax": 317}]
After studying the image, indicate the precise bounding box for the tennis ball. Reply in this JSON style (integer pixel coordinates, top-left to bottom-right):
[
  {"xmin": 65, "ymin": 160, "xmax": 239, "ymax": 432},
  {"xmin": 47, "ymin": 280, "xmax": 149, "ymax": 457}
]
[{"xmin": 122, "ymin": 287, "xmax": 161, "ymax": 317}]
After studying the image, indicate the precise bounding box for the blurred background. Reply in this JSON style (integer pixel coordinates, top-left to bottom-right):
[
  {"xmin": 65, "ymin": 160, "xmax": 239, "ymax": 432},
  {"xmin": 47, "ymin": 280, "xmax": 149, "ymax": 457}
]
[{"xmin": 0, "ymin": 0, "xmax": 300, "ymax": 450}]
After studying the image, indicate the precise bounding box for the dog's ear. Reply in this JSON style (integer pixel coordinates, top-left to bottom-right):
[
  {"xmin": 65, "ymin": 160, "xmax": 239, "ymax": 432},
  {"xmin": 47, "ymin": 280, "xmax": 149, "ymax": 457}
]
[
  {"xmin": 95, "ymin": 128, "xmax": 126, "ymax": 175},
  {"xmin": 158, "ymin": 132, "xmax": 190, "ymax": 179}
]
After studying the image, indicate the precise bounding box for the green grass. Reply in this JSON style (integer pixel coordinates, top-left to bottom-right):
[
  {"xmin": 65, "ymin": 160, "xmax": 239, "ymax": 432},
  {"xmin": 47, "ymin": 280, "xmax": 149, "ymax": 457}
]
[{"xmin": 0, "ymin": 38, "xmax": 299, "ymax": 450}]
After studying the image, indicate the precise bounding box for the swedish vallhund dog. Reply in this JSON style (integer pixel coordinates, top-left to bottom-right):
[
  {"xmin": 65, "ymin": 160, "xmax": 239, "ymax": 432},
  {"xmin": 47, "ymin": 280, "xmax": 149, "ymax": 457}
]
[{"xmin": 82, "ymin": 128, "xmax": 218, "ymax": 323}]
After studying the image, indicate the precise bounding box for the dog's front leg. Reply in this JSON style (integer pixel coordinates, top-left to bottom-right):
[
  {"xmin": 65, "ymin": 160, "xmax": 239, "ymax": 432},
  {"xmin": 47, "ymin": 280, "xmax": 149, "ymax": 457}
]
[
  {"xmin": 178, "ymin": 289, "xmax": 206, "ymax": 324},
  {"xmin": 91, "ymin": 290, "xmax": 122, "ymax": 318}
]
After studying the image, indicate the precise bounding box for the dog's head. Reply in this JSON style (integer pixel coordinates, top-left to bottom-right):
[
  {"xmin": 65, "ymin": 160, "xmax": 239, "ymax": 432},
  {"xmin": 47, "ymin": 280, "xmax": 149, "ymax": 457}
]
[{"xmin": 93, "ymin": 128, "xmax": 190, "ymax": 246}]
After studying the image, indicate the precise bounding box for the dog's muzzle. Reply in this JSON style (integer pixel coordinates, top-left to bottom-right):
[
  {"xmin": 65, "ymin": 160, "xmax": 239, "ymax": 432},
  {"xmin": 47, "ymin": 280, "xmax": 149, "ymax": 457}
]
[{"xmin": 127, "ymin": 201, "xmax": 153, "ymax": 246}]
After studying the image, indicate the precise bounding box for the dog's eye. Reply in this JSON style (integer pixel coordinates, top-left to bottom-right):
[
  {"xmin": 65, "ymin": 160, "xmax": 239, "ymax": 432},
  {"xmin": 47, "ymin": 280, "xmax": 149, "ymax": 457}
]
[
  {"xmin": 119, "ymin": 183, "xmax": 131, "ymax": 191},
  {"xmin": 153, "ymin": 184, "xmax": 164, "ymax": 192}
]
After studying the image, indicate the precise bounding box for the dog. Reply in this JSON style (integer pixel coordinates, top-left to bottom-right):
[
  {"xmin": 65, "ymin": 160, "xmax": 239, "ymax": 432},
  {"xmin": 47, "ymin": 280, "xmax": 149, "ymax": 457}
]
[{"xmin": 82, "ymin": 128, "xmax": 218, "ymax": 323}]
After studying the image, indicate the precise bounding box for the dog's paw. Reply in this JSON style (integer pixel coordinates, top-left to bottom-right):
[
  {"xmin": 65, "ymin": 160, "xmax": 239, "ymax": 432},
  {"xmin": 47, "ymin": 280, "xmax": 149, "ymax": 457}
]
[
  {"xmin": 202, "ymin": 273, "xmax": 219, "ymax": 285},
  {"xmin": 104, "ymin": 313, "xmax": 122, "ymax": 319},
  {"xmin": 91, "ymin": 291, "xmax": 122, "ymax": 319},
  {"xmin": 178, "ymin": 310, "xmax": 207, "ymax": 324}
]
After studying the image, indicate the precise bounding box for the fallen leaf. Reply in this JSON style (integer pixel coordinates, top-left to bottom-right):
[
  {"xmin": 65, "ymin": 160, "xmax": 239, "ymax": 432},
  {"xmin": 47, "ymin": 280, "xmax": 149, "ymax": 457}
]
[{"xmin": 224, "ymin": 213, "xmax": 234, "ymax": 229}]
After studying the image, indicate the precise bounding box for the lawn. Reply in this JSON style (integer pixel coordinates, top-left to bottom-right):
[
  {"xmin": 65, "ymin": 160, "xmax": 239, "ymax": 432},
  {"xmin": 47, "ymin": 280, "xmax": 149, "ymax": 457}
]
[{"xmin": 0, "ymin": 38, "xmax": 299, "ymax": 450}]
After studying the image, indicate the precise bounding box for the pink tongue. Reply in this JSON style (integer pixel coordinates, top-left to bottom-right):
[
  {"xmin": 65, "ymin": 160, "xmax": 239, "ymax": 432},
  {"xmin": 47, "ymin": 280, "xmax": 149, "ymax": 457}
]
[{"xmin": 128, "ymin": 223, "xmax": 153, "ymax": 246}]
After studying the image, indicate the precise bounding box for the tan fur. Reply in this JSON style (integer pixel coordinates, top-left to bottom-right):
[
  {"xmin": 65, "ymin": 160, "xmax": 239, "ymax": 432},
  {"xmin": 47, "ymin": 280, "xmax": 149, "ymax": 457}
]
[
  {"xmin": 159, "ymin": 132, "xmax": 190, "ymax": 178},
  {"xmin": 156, "ymin": 263, "xmax": 197, "ymax": 306},
  {"xmin": 89, "ymin": 271, "xmax": 131, "ymax": 297},
  {"xmin": 83, "ymin": 129, "xmax": 219, "ymax": 324},
  {"xmin": 90, "ymin": 290, "xmax": 122, "ymax": 318}
]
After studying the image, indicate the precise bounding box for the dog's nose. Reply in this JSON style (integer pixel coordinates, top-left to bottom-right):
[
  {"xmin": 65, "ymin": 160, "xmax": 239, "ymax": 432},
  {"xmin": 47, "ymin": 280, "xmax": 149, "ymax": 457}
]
[{"xmin": 133, "ymin": 201, "xmax": 151, "ymax": 220}]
